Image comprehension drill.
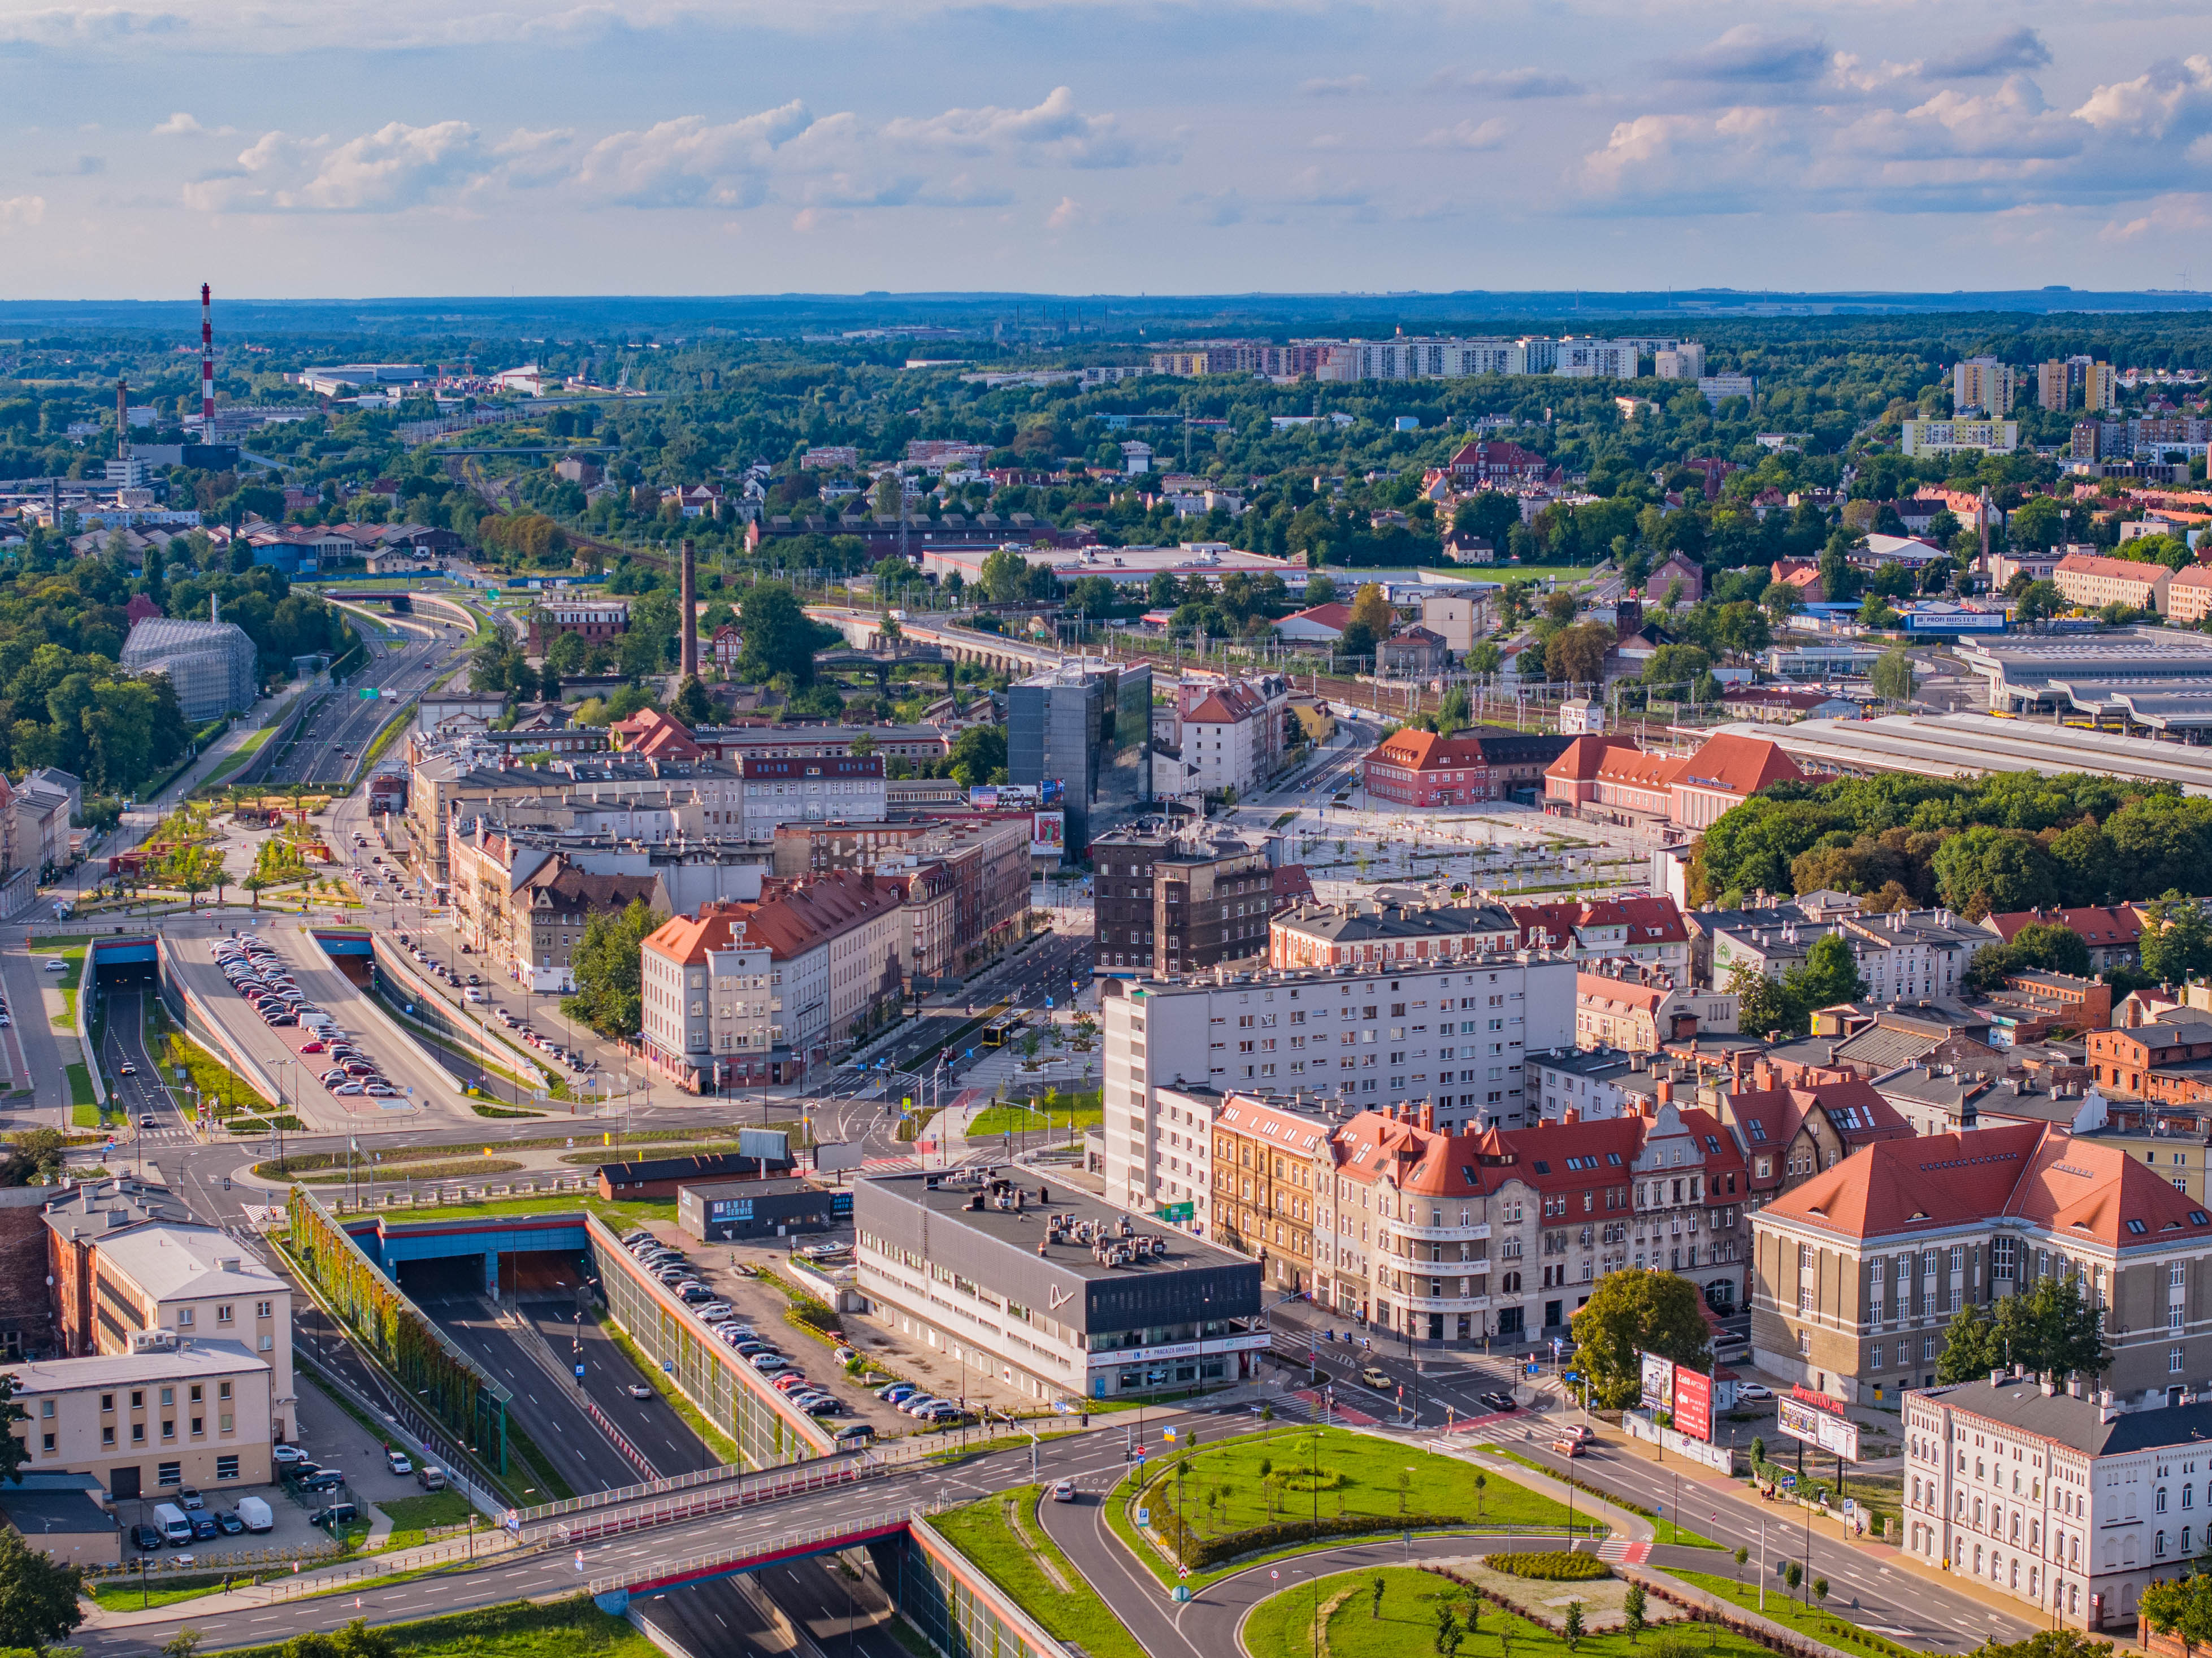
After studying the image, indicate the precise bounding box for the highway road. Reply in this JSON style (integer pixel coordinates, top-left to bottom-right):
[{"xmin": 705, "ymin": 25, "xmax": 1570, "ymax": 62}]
[{"xmin": 272, "ymin": 605, "xmax": 474, "ymax": 788}]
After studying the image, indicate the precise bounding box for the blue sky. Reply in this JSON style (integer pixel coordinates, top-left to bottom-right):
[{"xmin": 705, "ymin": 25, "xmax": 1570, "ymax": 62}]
[{"xmin": 3, "ymin": 0, "xmax": 2210, "ymax": 299}]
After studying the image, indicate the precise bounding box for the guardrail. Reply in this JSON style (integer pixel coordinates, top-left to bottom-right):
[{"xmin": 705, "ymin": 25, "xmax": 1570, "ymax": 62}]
[
  {"xmin": 580, "ymin": 1397, "xmax": 657, "ymax": 1483},
  {"xmin": 540, "ymin": 1457, "xmax": 875, "ymax": 1546},
  {"xmin": 258, "ymin": 1529, "xmax": 522, "ymax": 1601},
  {"xmin": 588, "ymin": 1505, "xmax": 920, "ymax": 1600}
]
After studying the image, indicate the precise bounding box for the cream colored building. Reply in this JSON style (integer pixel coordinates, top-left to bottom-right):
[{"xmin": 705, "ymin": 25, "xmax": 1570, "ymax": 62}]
[
  {"xmin": 2168, "ymin": 565, "xmax": 2212, "ymax": 625},
  {"xmin": 1420, "ymin": 592, "xmax": 1488, "ymax": 654},
  {"xmin": 5, "ymin": 1333, "xmax": 274, "ymax": 1501},
  {"xmin": 2053, "ymin": 553, "xmax": 2171, "ymax": 617},
  {"xmin": 1901, "ymin": 419, "xmax": 2020, "ymax": 457}
]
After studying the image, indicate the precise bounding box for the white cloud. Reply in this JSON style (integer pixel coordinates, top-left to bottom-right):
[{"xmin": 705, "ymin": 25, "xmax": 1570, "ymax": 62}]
[
  {"xmin": 0, "ymin": 6, "xmax": 182, "ymax": 44},
  {"xmin": 1046, "ymin": 194, "xmax": 1084, "ymax": 229},
  {"xmin": 283, "ymin": 119, "xmax": 483, "ymax": 210},
  {"xmin": 565, "ymin": 104, "xmax": 812, "ymax": 207},
  {"xmin": 1419, "ymin": 118, "xmax": 1511, "ymax": 151},
  {"xmin": 152, "ymin": 111, "xmax": 202, "ymax": 135},
  {"xmin": 2098, "ymin": 194, "xmax": 2212, "ymax": 242},
  {"xmin": 1300, "ymin": 75, "xmax": 1369, "ymax": 97},
  {"xmin": 881, "ymin": 86, "xmax": 1174, "ymax": 169},
  {"xmin": 2074, "ymin": 55, "xmax": 2212, "ymax": 141},
  {"xmin": 0, "ymin": 196, "xmax": 46, "ymax": 231}
]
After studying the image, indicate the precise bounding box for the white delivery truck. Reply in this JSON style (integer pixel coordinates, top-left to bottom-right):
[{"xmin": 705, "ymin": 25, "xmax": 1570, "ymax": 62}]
[{"xmin": 233, "ymin": 1496, "xmax": 274, "ymax": 1533}]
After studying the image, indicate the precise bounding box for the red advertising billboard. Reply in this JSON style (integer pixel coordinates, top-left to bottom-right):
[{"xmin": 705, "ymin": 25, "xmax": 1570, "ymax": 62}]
[{"xmin": 1672, "ymin": 1365, "xmax": 1713, "ymax": 1442}]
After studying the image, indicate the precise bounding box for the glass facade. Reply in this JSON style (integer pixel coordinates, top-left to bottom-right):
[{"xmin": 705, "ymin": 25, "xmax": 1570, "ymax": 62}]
[{"xmin": 1008, "ymin": 663, "xmax": 1151, "ymax": 853}]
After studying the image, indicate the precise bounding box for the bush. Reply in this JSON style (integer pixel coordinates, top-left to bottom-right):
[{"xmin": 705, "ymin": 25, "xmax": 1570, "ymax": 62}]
[{"xmin": 1489, "ymin": 1551, "xmax": 1610, "ymax": 1582}]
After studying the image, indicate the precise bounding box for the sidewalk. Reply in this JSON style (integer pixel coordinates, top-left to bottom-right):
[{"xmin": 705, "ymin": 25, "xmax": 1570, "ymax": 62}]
[{"xmin": 1580, "ymin": 1402, "xmax": 2074, "ymax": 1642}]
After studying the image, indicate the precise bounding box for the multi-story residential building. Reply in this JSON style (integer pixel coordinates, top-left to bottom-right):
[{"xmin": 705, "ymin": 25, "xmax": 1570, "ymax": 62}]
[
  {"xmin": 3, "ymin": 1333, "xmax": 275, "ymax": 1503},
  {"xmin": 1511, "ymin": 896, "xmax": 1691, "ymax": 978},
  {"xmin": 1419, "ymin": 591, "xmax": 1489, "ymax": 654},
  {"xmin": 1447, "ymin": 440, "xmax": 1552, "ymax": 486},
  {"xmin": 1101, "ymin": 954, "xmax": 1579, "ymax": 1225},
  {"xmin": 1269, "ymin": 896, "xmax": 1518, "ymax": 973},
  {"xmin": 2054, "ymin": 553, "xmax": 2172, "ymax": 616},
  {"xmin": 448, "ymin": 823, "xmax": 662, "ymax": 992},
  {"xmin": 1751, "ymin": 1123, "xmax": 2212, "ymax": 1407},
  {"xmin": 2170, "ymin": 566, "xmax": 2212, "ymax": 624},
  {"xmin": 1530, "ymin": 1047, "xmax": 1641, "ymax": 1123},
  {"xmin": 773, "ymin": 815, "xmax": 1033, "ymax": 989},
  {"xmin": 1210, "ymin": 1094, "xmax": 1334, "ymax": 1292},
  {"xmin": 1711, "ymin": 1053, "xmax": 1914, "ymax": 1206},
  {"xmin": 739, "ymin": 755, "xmax": 887, "ymax": 836},
  {"xmin": 41, "ymin": 1190, "xmax": 294, "ymax": 1442},
  {"xmin": 1174, "ymin": 671, "xmax": 1291, "ymax": 800},
  {"xmin": 1903, "ymin": 1375, "xmax": 2212, "ymax": 1633},
  {"xmin": 1091, "ymin": 827, "xmax": 1311, "ymax": 978},
  {"xmin": 526, "ymin": 598, "xmax": 628, "ymax": 652},
  {"xmin": 2085, "ymin": 1019, "xmax": 2212, "ymax": 1105},
  {"xmin": 1309, "ymin": 1084, "xmax": 1751, "ymax": 1345},
  {"xmin": 637, "ymin": 901, "xmax": 779, "ymax": 1091},
  {"xmin": 1655, "ymin": 343, "xmax": 1706, "ymax": 380},
  {"xmin": 1984, "ymin": 906, "xmax": 2145, "ymax": 974},
  {"xmin": 640, "ymin": 871, "xmax": 908, "ymax": 1089},
  {"xmin": 1707, "ymin": 908, "xmax": 1981, "ymax": 1008},
  {"xmin": 1575, "ymin": 969, "xmax": 1739, "ymax": 1052},
  {"xmin": 1362, "ymin": 726, "xmax": 1575, "ymax": 808},
  {"xmin": 1955, "ymin": 357, "xmax": 2016, "ymax": 416},
  {"xmin": 1901, "ymin": 419, "xmax": 2020, "ymax": 457}
]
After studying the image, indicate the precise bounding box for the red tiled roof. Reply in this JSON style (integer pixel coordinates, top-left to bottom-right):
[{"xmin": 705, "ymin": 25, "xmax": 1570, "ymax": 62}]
[
  {"xmin": 1671, "ymin": 732, "xmax": 1803, "ymax": 797},
  {"xmin": 1546, "ymin": 735, "xmax": 1642, "ymax": 782},
  {"xmin": 1285, "ymin": 603, "xmax": 1355, "ymax": 630},
  {"xmin": 1984, "ymin": 906, "xmax": 2144, "ymax": 949}
]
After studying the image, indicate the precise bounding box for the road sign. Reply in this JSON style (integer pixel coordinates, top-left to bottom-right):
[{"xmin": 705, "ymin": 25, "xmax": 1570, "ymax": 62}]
[{"xmin": 574, "ymin": 1364, "xmax": 585, "ymax": 1379}]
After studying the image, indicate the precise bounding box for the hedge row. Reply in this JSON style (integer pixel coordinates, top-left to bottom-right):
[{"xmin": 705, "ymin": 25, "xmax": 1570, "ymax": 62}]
[
  {"xmin": 1490, "ymin": 1550, "xmax": 1610, "ymax": 1581},
  {"xmin": 1181, "ymin": 1512, "xmax": 1469, "ymax": 1570}
]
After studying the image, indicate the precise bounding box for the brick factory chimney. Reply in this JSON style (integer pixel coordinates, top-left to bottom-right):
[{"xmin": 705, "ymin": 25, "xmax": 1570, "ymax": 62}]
[{"xmin": 679, "ymin": 537, "xmax": 699, "ymax": 678}]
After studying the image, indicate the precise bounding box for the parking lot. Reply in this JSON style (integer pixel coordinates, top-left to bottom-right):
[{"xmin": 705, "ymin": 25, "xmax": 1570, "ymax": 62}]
[
  {"xmin": 115, "ymin": 1369, "xmax": 469, "ymax": 1569},
  {"xmin": 611, "ymin": 1223, "xmax": 918, "ymax": 1438}
]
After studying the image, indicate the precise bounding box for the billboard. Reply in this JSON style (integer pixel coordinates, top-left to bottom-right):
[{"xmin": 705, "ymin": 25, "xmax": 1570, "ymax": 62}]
[
  {"xmin": 1030, "ymin": 810, "xmax": 1066, "ymax": 861},
  {"xmin": 970, "ymin": 781, "xmax": 1065, "ymax": 811},
  {"xmin": 738, "ymin": 1127, "xmax": 791, "ymax": 1164},
  {"xmin": 1673, "ymin": 1366, "xmax": 1713, "ymax": 1442},
  {"xmin": 1640, "ymin": 1352, "xmax": 1675, "ymax": 1412},
  {"xmin": 1778, "ymin": 1391, "xmax": 1861, "ymax": 1461}
]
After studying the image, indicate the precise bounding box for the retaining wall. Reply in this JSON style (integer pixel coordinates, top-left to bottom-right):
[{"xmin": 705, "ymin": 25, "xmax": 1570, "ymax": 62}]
[{"xmin": 587, "ymin": 1210, "xmax": 837, "ymax": 1469}]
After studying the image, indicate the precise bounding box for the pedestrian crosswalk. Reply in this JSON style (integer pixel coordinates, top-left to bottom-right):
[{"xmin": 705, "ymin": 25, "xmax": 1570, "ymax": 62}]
[{"xmin": 1597, "ymin": 1540, "xmax": 1652, "ymax": 1564}]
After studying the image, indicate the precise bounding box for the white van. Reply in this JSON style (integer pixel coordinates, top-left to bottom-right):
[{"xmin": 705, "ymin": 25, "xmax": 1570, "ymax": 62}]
[
  {"xmin": 154, "ymin": 1502, "xmax": 193, "ymax": 1546},
  {"xmin": 233, "ymin": 1496, "xmax": 274, "ymax": 1533},
  {"xmin": 301, "ymin": 1012, "xmax": 337, "ymax": 1031}
]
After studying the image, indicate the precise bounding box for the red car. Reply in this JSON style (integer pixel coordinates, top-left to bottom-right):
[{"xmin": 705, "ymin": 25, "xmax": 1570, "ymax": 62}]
[{"xmin": 299, "ymin": 1040, "xmax": 325, "ymax": 1053}]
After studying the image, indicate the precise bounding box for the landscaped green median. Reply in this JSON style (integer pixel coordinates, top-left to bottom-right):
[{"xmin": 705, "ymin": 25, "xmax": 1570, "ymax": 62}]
[
  {"xmin": 932, "ymin": 1486, "xmax": 1148, "ymax": 1658},
  {"xmin": 1110, "ymin": 1425, "xmax": 1597, "ymax": 1587}
]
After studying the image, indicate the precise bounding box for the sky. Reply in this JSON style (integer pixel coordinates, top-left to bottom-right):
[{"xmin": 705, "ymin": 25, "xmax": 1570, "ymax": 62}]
[{"xmin": 2, "ymin": 0, "xmax": 2210, "ymax": 301}]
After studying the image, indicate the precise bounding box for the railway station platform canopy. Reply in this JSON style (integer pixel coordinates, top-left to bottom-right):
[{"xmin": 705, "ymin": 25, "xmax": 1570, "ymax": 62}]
[
  {"xmin": 1710, "ymin": 712, "xmax": 2212, "ymax": 795},
  {"xmin": 1957, "ymin": 629, "xmax": 2212, "ymax": 719}
]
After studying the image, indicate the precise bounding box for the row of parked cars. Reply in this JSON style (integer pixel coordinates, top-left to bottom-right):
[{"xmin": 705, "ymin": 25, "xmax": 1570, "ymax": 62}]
[
  {"xmin": 129, "ymin": 1486, "xmax": 275, "ymax": 1550},
  {"xmin": 873, "ymin": 1381, "xmax": 969, "ymax": 1425},
  {"xmin": 617, "ymin": 1231, "xmax": 865, "ymax": 1435},
  {"xmin": 214, "ymin": 937, "xmax": 399, "ymax": 1099}
]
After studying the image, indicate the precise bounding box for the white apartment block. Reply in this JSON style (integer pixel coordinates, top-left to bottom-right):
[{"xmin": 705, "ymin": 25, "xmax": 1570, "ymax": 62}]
[
  {"xmin": 1176, "ymin": 672, "xmax": 1290, "ymax": 798},
  {"xmin": 1100, "ymin": 954, "xmax": 1577, "ymax": 1226}
]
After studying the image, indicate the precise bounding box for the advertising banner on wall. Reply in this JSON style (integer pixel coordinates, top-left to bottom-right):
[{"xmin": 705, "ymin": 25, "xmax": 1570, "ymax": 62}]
[
  {"xmin": 1640, "ymin": 1351, "xmax": 1675, "ymax": 1412},
  {"xmin": 1672, "ymin": 1366, "xmax": 1714, "ymax": 1442},
  {"xmin": 1778, "ymin": 1391, "xmax": 1862, "ymax": 1461},
  {"xmin": 1030, "ymin": 810, "xmax": 1066, "ymax": 860}
]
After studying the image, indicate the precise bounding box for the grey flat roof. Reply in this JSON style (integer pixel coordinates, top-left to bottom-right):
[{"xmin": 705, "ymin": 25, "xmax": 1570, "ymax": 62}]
[{"xmin": 862, "ymin": 1172, "xmax": 1249, "ymax": 1284}]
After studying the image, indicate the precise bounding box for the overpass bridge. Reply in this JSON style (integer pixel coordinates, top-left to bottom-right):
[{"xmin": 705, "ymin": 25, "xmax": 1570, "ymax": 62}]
[{"xmin": 806, "ymin": 606, "xmax": 1072, "ymax": 679}]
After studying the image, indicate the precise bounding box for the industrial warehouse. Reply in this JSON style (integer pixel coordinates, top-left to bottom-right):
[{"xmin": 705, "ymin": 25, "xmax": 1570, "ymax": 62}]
[{"xmin": 1711, "ymin": 712, "xmax": 2212, "ymax": 793}]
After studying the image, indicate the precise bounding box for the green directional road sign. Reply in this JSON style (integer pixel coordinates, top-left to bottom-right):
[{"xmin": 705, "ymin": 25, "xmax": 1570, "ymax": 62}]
[{"xmin": 359, "ymin": 688, "xmax": 379, "ymax": 699}]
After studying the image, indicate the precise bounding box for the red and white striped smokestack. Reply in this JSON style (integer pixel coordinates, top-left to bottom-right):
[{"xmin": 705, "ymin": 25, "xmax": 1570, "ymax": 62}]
[{"xmin": 199, "ymin": 283, "xmax": 215, "ymax": 428}]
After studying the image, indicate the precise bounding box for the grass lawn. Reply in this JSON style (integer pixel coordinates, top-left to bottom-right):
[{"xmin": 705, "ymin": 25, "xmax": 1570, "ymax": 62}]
[
  {"xmin": 1483, "ymin": 1450, "xmax": 1721, "ymax": 1548},
  {"xmin": 216, "ymin": 1594, "xmax": 656, "ymax": 1658},
  {"xmin": 194, "ymin": 725, "xmax": 276, "ymax": 792},
  {"xmin": 375, "ymin": 1488, "xmax": 475, "ymax": 1548},
  {"xmin": 967, "ymin": 1097, "xmax": 1103, "ymax": 1139},
  {"xmin": 1663, "ymin": 1567, "xmax": 1920, "ymax": 1658},
  {"xmin": 1114, "ymin": 1426, "xmax": 1588, "ymax": 1585},
  {"xmin": 931, "ymin": 1487, "xmax": 1148, "ymax": 1658},
  {"xmin": 1243, "ymin": 1565, "xmax": 1759, "ymax": 1658}
]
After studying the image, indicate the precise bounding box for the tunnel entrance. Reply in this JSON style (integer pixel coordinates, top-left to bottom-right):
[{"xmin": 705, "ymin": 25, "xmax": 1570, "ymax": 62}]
[{"xmin": 393, "ymin": 1248, "xmax": 588, "ymax": 1301}]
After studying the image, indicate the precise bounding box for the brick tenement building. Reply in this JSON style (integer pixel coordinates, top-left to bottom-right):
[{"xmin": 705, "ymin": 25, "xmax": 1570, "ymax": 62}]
[
  {"xmin": 526, "ymin": 599, "xmax": 630, "ymax": 652},
  {"xmin": 1210, "ymin": 1095, "xmax": 1333, "ymax": 1292},
  {"xmin": 1361, "ymin": 727, "xmax": 1574, "ymax": 808},
  {"xmin": 2087, "ymin": 1018, "xmax": 2212, "ymax": 1101}
]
